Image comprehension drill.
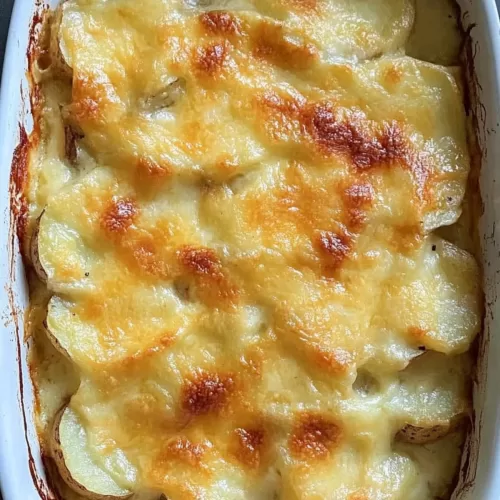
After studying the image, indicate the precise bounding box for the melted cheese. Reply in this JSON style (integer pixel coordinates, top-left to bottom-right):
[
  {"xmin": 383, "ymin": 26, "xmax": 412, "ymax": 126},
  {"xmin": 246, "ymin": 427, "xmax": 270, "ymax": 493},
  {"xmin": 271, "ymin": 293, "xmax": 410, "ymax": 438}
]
[{"xmin": 26, "ymin": 1, "xmax": 482, "ymax": 499}]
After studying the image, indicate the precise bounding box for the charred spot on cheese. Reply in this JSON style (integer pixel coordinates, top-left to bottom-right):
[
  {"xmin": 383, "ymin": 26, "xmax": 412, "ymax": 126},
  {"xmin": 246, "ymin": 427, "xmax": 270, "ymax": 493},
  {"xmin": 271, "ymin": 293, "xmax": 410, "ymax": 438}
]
[
  {"xmin": 195, "ymin": 42, "xmax": 230, "ymax": 77},
  {"xmin": 252, "ymin": 21, "xmax": 318, "ymax": 70},
  {"xmin": 306, "ymin": 105, "xmax": 405, "ymax": 168},
  {"xmin": 182, "ymin": 371, "xmax": 235, "ymax": 416},
  {"xmin": 199, "ymin": 11, "xmax": 242, "ymax": 36},
  {"xmin": 307, "ymin": 105, "xmax": 365, "ymax": 162},
  {"xmin": 343, "ymin": 183, "xmax": 375, "ymax": 209},
  {"xmin": 232, "ymin": 427, "xmax": 266, "ymax": 469},
  {"xmin": 306, "ymin": 106, "xmax": 430, "ymax": 197},
  {"xmin": 315, "ymin": 230, "xmax": 352, "ymax": 270},
  {"xmin": 100, "ymin": 198, "xmax": 137, "ymax": 236},
  {"xmin": 346, "ymin": 209, "xmax": 367, "ymax": 231},
  {"xmin": 254, "ymin": 93, "xmax": 429, "ymax": 201},
  {"xmin": 178, "ymin": 246, "xmax": 222, "ymax": 276},
  {"xmin": 290, "ymin": 413, "xmax": 343, "ymax": 460}
]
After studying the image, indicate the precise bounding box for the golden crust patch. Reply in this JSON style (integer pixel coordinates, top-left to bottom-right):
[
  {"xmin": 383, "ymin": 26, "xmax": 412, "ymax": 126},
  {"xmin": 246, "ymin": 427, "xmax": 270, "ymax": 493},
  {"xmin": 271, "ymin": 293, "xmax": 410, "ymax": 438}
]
[
  {"xmin": 348, "ymin": 492, "xmax": 369, "ymax": 500},
  {"xmin": 254, "ymin": 92, "xmax": 430, "ymax": 201},
  {"xmin": 343, "ymin": 183, "xmax": 375, "ymax": 231},
  {"xmin": 254, "ymin": 90, "xmax": 306, "ymax": 142},
  {"xmin": 181, "ymin": 371, "xmax": 236, "ymax": 416},
  {"xmin": 315, "ymin": 230, "xmax": 353, "ymax": 270},
  {"xmin": 70, "ymin": 73, "xmax": 117, "ymax": 125},
  {"xmin": 178, "ymin": 246, "xmax": 222, "ymax": 277},
  {"xmin": 383, "ymin": 63, "xmax": 404, "ymax": 87},
  {"xmin": 306, "ymin": 104, "xmax": 405, "ymax": 168},
  {"xmin": 115, "ymin": 334, "xmax": 175, "ymax": 371},
  {"xmin": 177, "ymin": 246, "xmax": 240, "ymax": 306},
  {"xmin": 195, "ymin": 41, "xmax": 231, "ymax": 77},
  {"xmin": 388, "ymin": 224, "xmax": 424, "ymax": 254},
  {"xmin": 252, "ymin": 21, "xmax": 318, "ymax": 70},
  {"xmin": 286, "ymin": 0, "xmax": 318, "ymax": 11},
  {"xmin": 312, "ymin": 346, "xmax": 353, "ymax": 375},
  {"xmin": 232, "ymin": 427, "xmax": 266, "ymax": 469},
  {"xmin": 136, "ymin": 157, "xmax": 171, "ymax": 179},
  {"xmin": 244, "ymin": 162, "xmax": 339, "ymax": 237},
  {"xmin": 290, "ymin": 412, "xmax": 343, "ymax": 460},
  {"xmin": 199, "ymin": 11, "xmax": 242, "ymax": 36},
  {"xmin": 124, "ymin": 236, "xmax": 170, "ymax": 279},
  {"xmin": 161, "ymin": 437, "xmax": 207, "ymax": 468},
  {"xmin": 100, "ymin": 198, "xmax": 137, "ymax": 236},
  {"xmin": 343, "ymin": 183, "xmax": 375, "ymax": 209}
]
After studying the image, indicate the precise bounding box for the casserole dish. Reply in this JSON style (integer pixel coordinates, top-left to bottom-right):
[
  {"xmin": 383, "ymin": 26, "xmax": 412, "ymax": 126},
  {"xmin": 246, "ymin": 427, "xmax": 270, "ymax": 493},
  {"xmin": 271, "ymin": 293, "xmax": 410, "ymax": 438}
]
[{"xmin": 0, "ymin": 0, "xmax": 499, "ymax": 499}]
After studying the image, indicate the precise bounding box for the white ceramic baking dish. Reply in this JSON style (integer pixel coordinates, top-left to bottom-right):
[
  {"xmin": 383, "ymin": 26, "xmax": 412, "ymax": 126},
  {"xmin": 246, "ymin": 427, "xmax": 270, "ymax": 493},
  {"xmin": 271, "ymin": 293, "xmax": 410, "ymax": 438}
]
[{"xmin": 0, "ymin": 1, "xmax": 499, "ymax": 499}]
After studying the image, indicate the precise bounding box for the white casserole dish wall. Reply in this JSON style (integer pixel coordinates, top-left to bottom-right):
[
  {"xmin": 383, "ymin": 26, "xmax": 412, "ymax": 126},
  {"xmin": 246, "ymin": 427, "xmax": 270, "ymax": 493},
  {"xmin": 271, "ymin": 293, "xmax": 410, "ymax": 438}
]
[{"xmin": 0, "ymin": 1, "xmax": 498, "ymax": 499}]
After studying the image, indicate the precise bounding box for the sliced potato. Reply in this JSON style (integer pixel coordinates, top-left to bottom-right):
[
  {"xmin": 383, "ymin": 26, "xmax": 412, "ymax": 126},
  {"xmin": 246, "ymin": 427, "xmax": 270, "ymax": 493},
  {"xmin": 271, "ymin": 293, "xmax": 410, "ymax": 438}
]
[
  {"xmin": 138, "ymin": 78, "xmax": 187, "ymax": 114},
  {"xmin": 34, "ymin": 5, "xmax": 72, "ymax": 79},
  {"xmin": 391, "ymin": 352, "xmax": 471, "ymax": 443},
  {"xmin": 378, "ymin": 237, "xmax": 481, "ymax": 355},
  {"xmin": 395, "ymin": 429, "xmax": 466, "ymax": 498},
  {"xmin": 43, "ymin": 314, "xmax": 71, "ymax": 361},
  {"xmin": 49, "ymin": 5, "xmax": 73, "ymax": 79},
  {"xmin": 32, "ymin": 201, "xmax": 98, "ymax": 293},
  {"xmin": 396, "ymin": 420, "xmax": 460, "ymax": 444},
  {"xmin": 30, "ymin": 210, "xmax": 48, "ymax": 282},
  {"xmin": 51, "ymin": 405, "xmax": 133, "ymax": 500}
]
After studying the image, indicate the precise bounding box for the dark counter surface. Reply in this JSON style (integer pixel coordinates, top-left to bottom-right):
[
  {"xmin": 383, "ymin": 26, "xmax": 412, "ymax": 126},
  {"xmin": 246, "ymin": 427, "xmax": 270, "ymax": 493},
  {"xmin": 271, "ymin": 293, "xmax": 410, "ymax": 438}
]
[{"xmin": 0, "ymin": 1, "xmax": 14, "ymax": 86}]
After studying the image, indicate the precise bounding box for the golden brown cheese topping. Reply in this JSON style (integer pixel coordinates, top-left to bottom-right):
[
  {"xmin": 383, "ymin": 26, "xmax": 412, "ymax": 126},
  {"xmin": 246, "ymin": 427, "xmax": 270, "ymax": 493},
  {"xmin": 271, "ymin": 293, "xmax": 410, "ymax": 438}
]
[{"xmin": 25, "ymin": 1, "xmax": 480, "ymax": 499}]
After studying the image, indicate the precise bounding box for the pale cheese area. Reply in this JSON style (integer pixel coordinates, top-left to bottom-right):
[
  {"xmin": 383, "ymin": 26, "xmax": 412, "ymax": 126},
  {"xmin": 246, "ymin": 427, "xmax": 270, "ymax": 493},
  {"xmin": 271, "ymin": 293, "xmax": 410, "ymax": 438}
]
[{"xmin": 25, "ymin": 0, "xmax": 481, "ymax": 499}]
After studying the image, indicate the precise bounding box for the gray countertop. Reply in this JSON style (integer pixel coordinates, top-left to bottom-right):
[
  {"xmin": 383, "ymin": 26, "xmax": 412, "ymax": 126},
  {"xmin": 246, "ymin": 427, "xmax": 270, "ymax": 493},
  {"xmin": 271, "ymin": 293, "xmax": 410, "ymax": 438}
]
[
  {"xmin": 0, "ymin": 1, "xmax": 14, "ymax": 85},
  {"xmin": 1, "ymin": 5, "xmax": 16, "ymax": 500}
]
